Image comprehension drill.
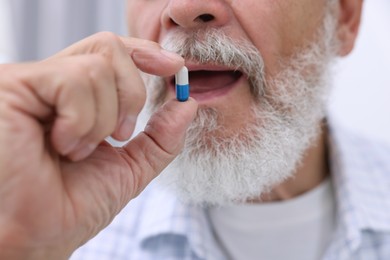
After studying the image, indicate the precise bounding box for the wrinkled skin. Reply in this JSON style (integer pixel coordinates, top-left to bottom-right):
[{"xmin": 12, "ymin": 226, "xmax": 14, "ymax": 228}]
[{"xmin": 0, "ymin": 32, "xmax": 197, "ymax": 259}]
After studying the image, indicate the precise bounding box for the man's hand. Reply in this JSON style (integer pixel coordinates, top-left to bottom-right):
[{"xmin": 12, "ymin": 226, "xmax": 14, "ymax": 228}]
[{"xmin": 0, "ymin": 32, "xmax": 197, "ymax": 259}]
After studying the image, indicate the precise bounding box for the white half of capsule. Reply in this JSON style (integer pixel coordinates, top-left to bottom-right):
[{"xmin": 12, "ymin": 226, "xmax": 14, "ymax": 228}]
[{"xmin": 175, "ymin": 66, "xmax": 189, "ymax": 85}]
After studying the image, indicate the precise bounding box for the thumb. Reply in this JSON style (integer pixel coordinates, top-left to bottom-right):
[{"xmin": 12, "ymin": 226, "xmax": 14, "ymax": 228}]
[{"xmin": 122, "ymin": 98, "xmax": 198, "ymax": 196}]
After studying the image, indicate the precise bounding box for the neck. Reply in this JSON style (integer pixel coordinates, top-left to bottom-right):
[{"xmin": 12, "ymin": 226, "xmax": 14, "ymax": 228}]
[{"xmin": 252, "ymin": 122, "xmax": 329, "ymax": 203}]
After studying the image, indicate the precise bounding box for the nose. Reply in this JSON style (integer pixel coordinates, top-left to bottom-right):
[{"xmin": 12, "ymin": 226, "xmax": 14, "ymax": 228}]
[{"xmin": 162, "ymin": 0, "xmax": 231, "ymax": 30}]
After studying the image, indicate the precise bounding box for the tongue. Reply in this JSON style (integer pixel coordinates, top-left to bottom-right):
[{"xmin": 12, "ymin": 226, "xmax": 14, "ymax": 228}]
[{"xmin": 189, "ymin": 70, "xmax": 241, "ymax": 93}]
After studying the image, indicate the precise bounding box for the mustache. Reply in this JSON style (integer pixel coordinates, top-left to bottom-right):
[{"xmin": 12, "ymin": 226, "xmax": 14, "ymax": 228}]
[{"xmin": 161, "ymin": 29, "xmax": 266, "ymax": 98}]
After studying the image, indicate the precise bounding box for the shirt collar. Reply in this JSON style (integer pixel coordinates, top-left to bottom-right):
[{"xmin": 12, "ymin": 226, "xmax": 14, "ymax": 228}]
[
  {"xmin": 136, "ymin": 181, "xmax": 225, "ymax": 259},
  {"xmin": 328, "ymin": 119, "xmax": 390, "ymax": 252}
]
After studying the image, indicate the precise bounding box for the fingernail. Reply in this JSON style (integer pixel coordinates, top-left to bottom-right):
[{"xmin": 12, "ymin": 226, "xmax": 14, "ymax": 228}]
[
  {"xmin": 160, "ymin": 49, "xmax": 183, "ymax": 61},
  {"xmin": 70, "ymin": 143, "xmax": 98, "ymax": 161},
  {"xmin": 118, "ymin": 116, "xmax": 137, "ymax": 140}
]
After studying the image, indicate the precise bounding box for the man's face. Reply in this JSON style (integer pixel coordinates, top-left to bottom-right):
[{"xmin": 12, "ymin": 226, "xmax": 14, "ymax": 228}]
[
  {"xmin": 127, "ymin": 0, "xmax": 338, "ymax": 205},
  {"xmin": 128, "ymin": 0, "xmax": 329, "ymax": 129}
]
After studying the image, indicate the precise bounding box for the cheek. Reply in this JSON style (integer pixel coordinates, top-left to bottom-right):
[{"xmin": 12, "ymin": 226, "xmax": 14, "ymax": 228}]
[
  {"xmin": 231, "ymin": 1, "xmax": 326, "ymax": 78},
  {"xmin": 230, "ymin": 1, "xmax": 286, "ymax": 77}
]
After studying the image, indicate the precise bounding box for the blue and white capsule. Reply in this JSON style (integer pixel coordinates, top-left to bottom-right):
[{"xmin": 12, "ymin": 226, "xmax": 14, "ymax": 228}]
[{"xmin": 175, "ymin": 66, "xmax": 189, "ymax": 102}]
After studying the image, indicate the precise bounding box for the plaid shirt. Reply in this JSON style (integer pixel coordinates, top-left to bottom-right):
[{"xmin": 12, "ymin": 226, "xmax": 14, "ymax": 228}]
[{"xmin": 71, "ymin": 119, "xmax": 390, "ymax": 260}]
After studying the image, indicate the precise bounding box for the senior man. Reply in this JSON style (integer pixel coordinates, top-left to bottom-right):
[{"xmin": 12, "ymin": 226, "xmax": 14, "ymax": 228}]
[
  {"xmin": 73, "ymin": 0, "xmax": 390, "ymax": 259},
  {"xmin": 1, "ymin": 0, "xmax": 389, "ymax": 259}
]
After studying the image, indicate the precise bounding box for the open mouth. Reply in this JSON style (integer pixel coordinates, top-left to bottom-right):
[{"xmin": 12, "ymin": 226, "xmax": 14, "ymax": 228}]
[{"xmin": 170, "ymin": 68, "xmax": 244, "ymax": 101}]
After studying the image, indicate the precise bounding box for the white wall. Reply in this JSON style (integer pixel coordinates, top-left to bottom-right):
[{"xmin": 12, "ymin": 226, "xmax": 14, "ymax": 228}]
[
  {"xmin": 328, "ymin": 0, "xmax": 390, "ymax": 143},
  {"xmin": 9, "ymin": 0, "xmax": 127, "ymax": 61},
  {"xmin": 0, "ymin": 0, "xmax": 16, "ymax": 63}
]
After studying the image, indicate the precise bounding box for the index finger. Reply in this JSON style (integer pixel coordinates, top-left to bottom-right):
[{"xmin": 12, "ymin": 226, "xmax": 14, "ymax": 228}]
[
  {"xmin": 51, "ymin": 33, "xmax": 184, "ymax": 77},
  {"xmin": 49, "ymin": 32, "xmax": 184, "ymax": 141},
  {"xmin": 118, "ymin": 36, "xmax": 185, "ymax": 77}
]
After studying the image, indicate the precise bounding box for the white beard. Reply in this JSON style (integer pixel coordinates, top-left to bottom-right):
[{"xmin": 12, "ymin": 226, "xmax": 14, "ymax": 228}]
[{"xmin": 145, "ymin": 5, "xmax": 339, "ymax": 206}]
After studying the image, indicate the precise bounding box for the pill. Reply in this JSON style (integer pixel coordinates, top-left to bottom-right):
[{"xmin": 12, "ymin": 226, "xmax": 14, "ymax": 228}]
[{"xmin": 175, "ymin": 66, "xmax": 189, "ymax": 102}]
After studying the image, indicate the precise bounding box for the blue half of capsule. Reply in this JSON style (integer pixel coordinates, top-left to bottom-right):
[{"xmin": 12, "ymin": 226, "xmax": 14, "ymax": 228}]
[
  {"xmin": 176, "ymin": 84, "xmax": 190, "ymax": 102},
  {"xmin": 175, "ymin": 66, "xmax": 190, "ymax": 102}
]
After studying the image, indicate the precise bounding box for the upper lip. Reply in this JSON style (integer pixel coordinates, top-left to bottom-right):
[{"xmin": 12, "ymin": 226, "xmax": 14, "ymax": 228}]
[
  {"xmin": 168, "ymin": 61, "xmax": 244, "ymax": 87},
  {"xmin": 184, "ymin": 61, "xmax": 238, "ymax": 72}
]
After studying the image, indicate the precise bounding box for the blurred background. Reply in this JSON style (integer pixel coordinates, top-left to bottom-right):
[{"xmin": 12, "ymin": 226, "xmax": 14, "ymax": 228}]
[{"xmin": 1, "ymin": 0, "xmax": 389, "ymax": 143}]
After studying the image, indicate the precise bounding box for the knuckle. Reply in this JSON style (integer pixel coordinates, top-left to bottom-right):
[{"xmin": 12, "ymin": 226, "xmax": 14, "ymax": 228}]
[
  {"xmin": 64, "ymin": 106, "xmax": 95, "ymax": 135},
  {"xmin": 69, "ymin": 56, "xmax": 96, "ymax": 73},
  {"xmin": 87, "ymin": 55, "xmax": 113, "ymax": 80},
  {"xmin": 72, "ymin": 55, "xmax": 113, "ymax": 84},
  {"xmin": 92, "ymin": 31, "xmax": 124, "ymax": 58},
  {"xmin": 119, "ymin": 85, "xmax": 146, "ymax": 115},
  {"xmin": 94, "ymin": 31, "xmax": 121, "ymax": 45},
  {"xmin": 89, "ymin": 123, "xmax": 116, "ymax": 144},
  {"xmin": 57, "ymin": 66, "xmax": 95, "ymax": 133}
]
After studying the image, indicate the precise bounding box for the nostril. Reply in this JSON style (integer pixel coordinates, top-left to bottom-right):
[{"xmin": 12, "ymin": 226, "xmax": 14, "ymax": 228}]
[
  {"xmin": 169, "ymin": 18, "xmax": 179, "ymax": 26},
  {"xmin": 196, "ymin": 14, "xmax": 215, "ymax": 23}
]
